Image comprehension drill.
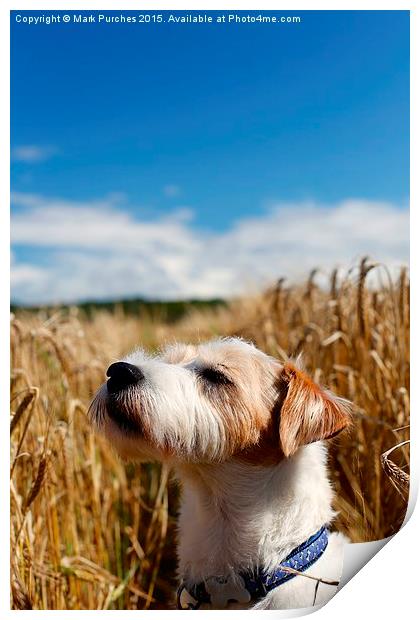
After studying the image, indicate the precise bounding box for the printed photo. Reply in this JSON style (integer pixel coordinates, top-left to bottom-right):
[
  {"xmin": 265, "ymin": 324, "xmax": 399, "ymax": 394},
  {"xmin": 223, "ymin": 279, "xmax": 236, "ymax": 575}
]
[{"xmin": 10, "ymin": 8, "xmax": 409, "ymax": 611}]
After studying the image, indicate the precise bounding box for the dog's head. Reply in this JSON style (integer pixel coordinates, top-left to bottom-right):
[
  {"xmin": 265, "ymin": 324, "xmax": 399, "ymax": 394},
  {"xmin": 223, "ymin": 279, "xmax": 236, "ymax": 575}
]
[{"xmin": 89, "ymin": 337, "xmax": 351, "ymax": 464}]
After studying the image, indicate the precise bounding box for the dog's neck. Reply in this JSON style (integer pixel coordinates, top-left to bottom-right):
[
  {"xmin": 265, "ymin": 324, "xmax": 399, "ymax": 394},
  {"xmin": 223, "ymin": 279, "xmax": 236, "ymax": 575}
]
[{"xmin": 175, "ymin": 442, "xmax": 335, "ymax": 583}]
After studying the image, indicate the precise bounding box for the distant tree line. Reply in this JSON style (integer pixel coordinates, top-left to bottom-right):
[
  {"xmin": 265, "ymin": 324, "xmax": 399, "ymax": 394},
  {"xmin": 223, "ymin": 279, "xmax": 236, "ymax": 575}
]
[{"xmin": 11, "ymin": 298, "xmax": 227, "ymax": 323}]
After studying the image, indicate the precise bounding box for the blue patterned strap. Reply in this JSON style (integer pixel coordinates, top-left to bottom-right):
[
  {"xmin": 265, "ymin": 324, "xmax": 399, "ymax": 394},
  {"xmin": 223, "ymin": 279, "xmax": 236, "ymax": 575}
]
[
  {"xmin": 177, "ymin": 527, "xmax": 329, "ymax": 608},
  {"xmin": 245, "ymin": 526, "xmax": 329, "ymax": 598}
]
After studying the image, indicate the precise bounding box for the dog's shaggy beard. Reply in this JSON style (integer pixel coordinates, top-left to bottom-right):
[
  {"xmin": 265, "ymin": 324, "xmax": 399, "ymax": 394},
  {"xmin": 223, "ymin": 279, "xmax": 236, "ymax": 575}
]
[
  {"xmin": 88, "ymin": 377, "xmax": 232, "ymax": 463},
  {"xmin": 88, "ymin": 384, "xmax": 161, "ymax": 462},
  {"xmin": 89, "ymin": 384, "xmax": 142, "ymax": 434}
]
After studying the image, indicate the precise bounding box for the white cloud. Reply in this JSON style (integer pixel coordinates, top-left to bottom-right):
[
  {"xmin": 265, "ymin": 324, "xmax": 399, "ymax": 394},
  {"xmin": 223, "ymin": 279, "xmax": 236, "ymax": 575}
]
[
  {"xmin": 10, "ymin": 192, "xmax": 409, "ymax": 305},
  {"xmin": 11, "ymin": 145, "xmax": 57, "ymax": 163}
]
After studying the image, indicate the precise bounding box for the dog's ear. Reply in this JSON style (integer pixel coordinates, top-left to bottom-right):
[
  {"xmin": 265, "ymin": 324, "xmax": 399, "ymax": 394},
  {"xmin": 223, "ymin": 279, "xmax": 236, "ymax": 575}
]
[{"xmin": 277, "ymin": 361, "xmax": 352, "ymax": 457}]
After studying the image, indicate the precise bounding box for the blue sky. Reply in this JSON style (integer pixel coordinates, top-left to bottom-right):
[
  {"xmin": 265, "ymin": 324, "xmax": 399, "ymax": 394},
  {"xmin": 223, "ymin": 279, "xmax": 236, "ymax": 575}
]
[{"xmin": 11, "ymin": 10, "xmax": 409, "ymax": 304}]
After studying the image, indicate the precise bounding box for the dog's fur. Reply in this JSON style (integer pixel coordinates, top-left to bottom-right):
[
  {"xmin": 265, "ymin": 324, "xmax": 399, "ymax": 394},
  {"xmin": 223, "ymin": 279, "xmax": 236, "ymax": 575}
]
[{"xmin": 89, "ymin": 337, "xmax": 352, "ymax": 610}]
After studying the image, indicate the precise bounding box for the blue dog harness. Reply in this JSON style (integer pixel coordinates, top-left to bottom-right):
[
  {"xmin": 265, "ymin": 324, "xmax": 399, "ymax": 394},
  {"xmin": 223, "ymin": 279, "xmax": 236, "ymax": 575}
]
[{"xmin": 177, "ymin": 526, "xmax": 329, "ymax": 609}]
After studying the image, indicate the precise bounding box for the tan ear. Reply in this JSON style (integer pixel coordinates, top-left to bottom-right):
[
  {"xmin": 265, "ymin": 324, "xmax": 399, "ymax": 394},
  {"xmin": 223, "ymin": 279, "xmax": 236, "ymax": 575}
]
[{"xmin": 278, "ymin": 362, "xmax": 352, "ymax": 457}]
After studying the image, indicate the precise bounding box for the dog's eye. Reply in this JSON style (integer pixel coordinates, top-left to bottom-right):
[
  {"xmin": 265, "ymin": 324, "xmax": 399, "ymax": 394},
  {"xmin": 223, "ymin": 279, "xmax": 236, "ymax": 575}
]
[{"xmin": 199, "ymin": 367, "xmax": 231, "ymax": 385}]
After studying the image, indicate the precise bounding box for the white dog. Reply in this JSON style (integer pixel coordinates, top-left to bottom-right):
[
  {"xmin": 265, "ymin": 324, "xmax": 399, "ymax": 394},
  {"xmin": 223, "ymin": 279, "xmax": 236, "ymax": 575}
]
[{"xmin": 89, "ymin": 337, "xmax": 352, "ymax": 610}]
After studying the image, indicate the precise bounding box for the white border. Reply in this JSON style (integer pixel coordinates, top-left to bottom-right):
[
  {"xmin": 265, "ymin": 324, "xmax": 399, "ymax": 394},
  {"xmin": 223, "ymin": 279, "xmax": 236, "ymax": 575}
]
[{"xmin": 2, "ymin": 2, "xmax": 416, "ymax": 618}]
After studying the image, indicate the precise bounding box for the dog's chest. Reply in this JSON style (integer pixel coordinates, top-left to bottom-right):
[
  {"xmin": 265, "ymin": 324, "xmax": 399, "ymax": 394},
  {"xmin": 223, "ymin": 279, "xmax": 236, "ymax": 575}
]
[{"xmin": 177, "ymin": 488, "xmax": 266, "ymax": 576}]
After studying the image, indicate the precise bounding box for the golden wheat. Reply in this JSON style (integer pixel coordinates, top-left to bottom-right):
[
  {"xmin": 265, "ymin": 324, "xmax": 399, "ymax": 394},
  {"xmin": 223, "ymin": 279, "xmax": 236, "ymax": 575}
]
[{"xmin": 10, "ymin": 260, "xmax": 410, "ymax": 609}]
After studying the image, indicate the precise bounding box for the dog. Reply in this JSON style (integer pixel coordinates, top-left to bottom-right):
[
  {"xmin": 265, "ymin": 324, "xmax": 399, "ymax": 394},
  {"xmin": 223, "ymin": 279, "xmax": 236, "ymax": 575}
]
[{"xmin": 89, "ymin": 337, "xmax": 352, "ymax": 610}]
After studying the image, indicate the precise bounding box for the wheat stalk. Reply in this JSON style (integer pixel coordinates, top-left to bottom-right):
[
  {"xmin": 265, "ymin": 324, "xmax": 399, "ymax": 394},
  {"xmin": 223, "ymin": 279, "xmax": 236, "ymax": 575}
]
[
  {"xmin": 381, "ymin": 440, "xmax": 410, "ymax": 498},
  {"xmin": 23, "ymin": 455, "xmax": 48, "ymax": 512}
]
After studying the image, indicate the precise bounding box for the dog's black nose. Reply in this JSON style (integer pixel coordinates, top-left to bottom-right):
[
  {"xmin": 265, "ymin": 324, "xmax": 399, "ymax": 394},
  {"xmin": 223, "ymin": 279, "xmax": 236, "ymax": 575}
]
[{"xmin": 106, "ymin": 362, "xmax": 144, "ymax": 394}]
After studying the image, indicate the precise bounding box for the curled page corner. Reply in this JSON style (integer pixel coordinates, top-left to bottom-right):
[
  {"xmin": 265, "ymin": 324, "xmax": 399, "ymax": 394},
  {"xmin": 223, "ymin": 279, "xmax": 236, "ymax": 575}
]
[
  {"xmin": 339, "ymin": 537, "xmax": 391, "ymax": 589},
  {"xmin": 339, "ymin": 465, "xmax": 414, "ymax": 591}
]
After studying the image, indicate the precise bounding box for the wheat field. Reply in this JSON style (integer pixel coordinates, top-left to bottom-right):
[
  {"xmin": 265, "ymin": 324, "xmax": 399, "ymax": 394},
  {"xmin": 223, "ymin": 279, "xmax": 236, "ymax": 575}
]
[{"xmin": 10, "ymin": 259, "xmax": 410, "ymax": 610}]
